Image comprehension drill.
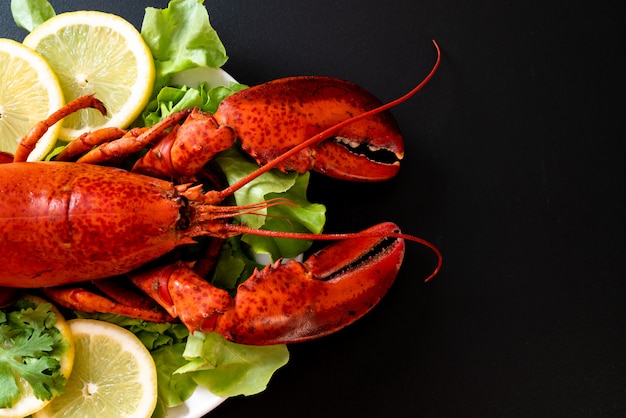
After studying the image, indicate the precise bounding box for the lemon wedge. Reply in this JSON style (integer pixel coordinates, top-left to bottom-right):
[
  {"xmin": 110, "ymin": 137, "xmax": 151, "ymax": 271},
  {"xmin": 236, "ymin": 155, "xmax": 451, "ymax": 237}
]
[
  {"xmin": 23, "ymin": 11, "xmax": 155, "ymax": 140},
  {"xmin": 0, "ymin": 295, "xmax": 74, "ymax": 418},
  {"xmin": 34, "ymin": 319, "xmax": 158, "ymax": 418},
  {"xmin": 0, "ymin": 38, "xmax": 65, "ymax": 161}
]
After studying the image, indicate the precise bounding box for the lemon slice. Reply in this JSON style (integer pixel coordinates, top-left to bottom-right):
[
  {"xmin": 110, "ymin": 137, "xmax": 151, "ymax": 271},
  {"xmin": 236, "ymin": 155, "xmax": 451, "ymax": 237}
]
[
  {"xmin": 34, "ymin": 319, "xmax": 157, "ymax": 418},
  {"xmin": 23, "ymin": 11, "xmax": 155, "ymax": 141},
  {"xmin": 0, "ymin": 295, "xmax": 74, "ymax": 418},
  {"xmin": 0, "ymin": 38, "xmax": 65, "ymax": 161}
]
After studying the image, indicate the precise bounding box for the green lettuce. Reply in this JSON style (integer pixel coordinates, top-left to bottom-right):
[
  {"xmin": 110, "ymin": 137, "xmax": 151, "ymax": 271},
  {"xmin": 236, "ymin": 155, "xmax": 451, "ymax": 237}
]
[
  {"xmin": 213, "ymin": 148, "xmax": 326, "ymax": 261},
  {"xmin": 177, "ymin": 332, "xmax": 288, "ymax": 397},
  {"xmin": 206, "ymin": 148, "xmax": 327, "ymax": 291},
  {"xmin": 141, "ymin": 0, "xmax": 229, "ymax": 96},
  {"xmin": 10, "ymin": 0, "xmax": 55, "ymax": 32},
  {"xmin": 141, "ymin": 82, "xmax": 247, "ymax": 127}
]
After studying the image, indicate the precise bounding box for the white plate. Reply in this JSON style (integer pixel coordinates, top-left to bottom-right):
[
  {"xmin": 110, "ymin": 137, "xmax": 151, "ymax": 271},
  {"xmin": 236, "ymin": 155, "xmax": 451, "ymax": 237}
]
[
  {"xmin": 169, "ymin": 66, "xmax": 238, "ymax": 89},
  {"xmin": 165, "ymin": 386, "xmax": 226, "ymax": 418}
]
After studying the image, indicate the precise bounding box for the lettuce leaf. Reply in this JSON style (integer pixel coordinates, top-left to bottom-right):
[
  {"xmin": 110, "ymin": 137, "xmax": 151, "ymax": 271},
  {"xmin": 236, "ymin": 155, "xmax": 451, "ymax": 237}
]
[
  {"xmin": 213, "ymin": 148, "xmax": 326, "ymax": 261},
  {"xmin": 141, "ymin": 0, "xmax": 229, "ymax": 96},
  {"xmin": 141, "ymin": 82, "xmax": 247, "ymax": 127},
  {"xmin": 150, "ymin": 343, "xmax": 196, "ymax": 418},
  {"xmin": 177, "ymin": 332, "xmax": 288, "ymax": 397},
  {"xmin": 209, "ymin": 235, "xmax": 258, "ymax": 291},
  {"xmin": 10, "ymin": 0, "xmax": 56, "ymax": 32}
]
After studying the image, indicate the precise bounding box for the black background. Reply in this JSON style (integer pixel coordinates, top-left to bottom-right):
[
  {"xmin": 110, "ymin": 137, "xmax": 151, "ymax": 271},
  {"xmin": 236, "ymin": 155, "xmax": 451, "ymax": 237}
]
[{"xmin": 1, "ymin": 1, "xmax": 624, "ymax": 416}]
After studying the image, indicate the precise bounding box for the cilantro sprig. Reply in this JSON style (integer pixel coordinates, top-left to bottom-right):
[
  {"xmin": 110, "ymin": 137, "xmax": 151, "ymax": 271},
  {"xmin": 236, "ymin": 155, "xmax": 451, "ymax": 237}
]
[{"xmin": 0, "ymin": 298, "xmax": 70, "ymax": 408}]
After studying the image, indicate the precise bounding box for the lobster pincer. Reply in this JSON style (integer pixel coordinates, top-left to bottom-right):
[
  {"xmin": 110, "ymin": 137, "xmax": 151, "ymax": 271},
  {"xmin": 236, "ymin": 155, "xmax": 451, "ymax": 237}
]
[
  {"xmin": 212, "ymin": 76, "xmax": 406, "ymax": 181},
  {"xmin": 125, "ymin": 222, "xmax": 406, "ymax": 345}
]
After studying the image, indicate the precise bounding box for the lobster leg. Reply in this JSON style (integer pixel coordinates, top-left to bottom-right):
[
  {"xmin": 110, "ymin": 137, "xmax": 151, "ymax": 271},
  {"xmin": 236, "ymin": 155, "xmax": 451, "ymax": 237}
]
[
  {"xmin": 130, "ymin": 222, "xmax": 404, "ymax": 345},
  {"xmin": 130, "ymin": 264, "xmax": 233, "ymax": 331},
  {"xmin": 13, "ymin": 95, "xmax": 106, "ymax": 162},
  {"xmin": 42, "ymin": 285, "xmax": 173, "ymax": 323},
  {"xmin": 54, "ymin": 127, "xmax": 134, "ymax": 161},
  {"xmin": 74, "ymin": 109, "xmax": 193, "ymax": 165},
  {"xmin": 53, "ymin": 107, "xmax": 235, "ymax": 180}
]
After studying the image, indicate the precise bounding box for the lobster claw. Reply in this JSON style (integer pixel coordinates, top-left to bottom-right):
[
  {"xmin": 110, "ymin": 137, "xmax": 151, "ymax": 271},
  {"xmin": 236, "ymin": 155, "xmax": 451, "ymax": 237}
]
[
  {"xmin": 212, "ymin": 222, "xmax": 405, "ymax": 345},
  {"xmin": 129, "ymin": 222, "xmax": 404, "ymax": 345},
  {"xmin": 213, "ymin": 77, "xmax": 405, "ymax": 181}
]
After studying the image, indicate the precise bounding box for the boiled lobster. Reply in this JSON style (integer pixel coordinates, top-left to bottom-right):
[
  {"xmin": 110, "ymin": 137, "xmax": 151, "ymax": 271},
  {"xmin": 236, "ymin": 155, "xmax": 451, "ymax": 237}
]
[{"xmin": 0, "ymin": 41, "xmax": 441, "ymax": 345}]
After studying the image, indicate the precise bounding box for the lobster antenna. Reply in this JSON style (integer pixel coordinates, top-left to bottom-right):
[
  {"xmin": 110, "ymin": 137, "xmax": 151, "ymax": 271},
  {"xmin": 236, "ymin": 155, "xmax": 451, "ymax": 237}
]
[{"xmin": 212, "ymin": 39, "xmax": 441, "ymax": 202}]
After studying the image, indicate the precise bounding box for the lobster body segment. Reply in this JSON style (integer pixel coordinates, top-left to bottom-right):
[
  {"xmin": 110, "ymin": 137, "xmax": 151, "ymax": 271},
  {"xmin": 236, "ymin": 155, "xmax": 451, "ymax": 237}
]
[{"xmin": 0, "ymin": 162, "xmax": 189, "ymax": 287}]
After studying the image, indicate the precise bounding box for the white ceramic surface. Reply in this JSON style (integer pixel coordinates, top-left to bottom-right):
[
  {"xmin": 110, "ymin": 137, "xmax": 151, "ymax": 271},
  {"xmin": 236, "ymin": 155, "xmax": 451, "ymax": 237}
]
[{"xmin": 165, "ymin": 386, "xmax": 226, "ymax": 418}]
